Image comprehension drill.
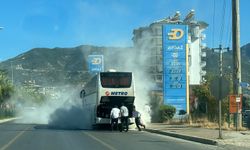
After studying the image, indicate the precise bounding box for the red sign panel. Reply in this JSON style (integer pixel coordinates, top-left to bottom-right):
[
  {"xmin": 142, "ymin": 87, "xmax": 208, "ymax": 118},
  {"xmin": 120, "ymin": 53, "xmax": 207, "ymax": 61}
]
[{"xmin": 229, "ymin": 95, "xmax": 242, "ymax": 113}]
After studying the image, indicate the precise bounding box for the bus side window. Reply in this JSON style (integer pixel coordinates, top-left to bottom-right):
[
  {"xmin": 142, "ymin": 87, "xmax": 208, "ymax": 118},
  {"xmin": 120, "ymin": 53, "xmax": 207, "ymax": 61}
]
[{"xmin": 80, "ymin": 89, "xmax": 86, "ymax": 98}]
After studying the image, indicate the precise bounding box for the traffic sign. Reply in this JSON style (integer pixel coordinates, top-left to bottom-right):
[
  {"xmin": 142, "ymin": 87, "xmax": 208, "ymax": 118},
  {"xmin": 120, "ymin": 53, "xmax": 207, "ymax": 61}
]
[
  {"xmin": 229, "ymin": 95, "xmax": 242, "ymax": 113},
  {"xmin": 236, "ymin": 96, "xmax": 241, "ymax": 102},
  {"xmin": 210, "ymin": 77, "xmax": 230, "ymax": 100},
  {"xmin": 240, "ymin": 82, "xmax": 249, "ymax": 88},
  {"xmin": 87, "ymin": 55, "xmax": 104, "ymax": 73}
]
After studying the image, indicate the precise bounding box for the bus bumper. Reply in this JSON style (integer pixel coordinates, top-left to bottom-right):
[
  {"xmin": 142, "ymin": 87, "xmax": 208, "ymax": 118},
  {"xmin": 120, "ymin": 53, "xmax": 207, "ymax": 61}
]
[{"xmin": 95, "ymin": 117, "xmax": 135, "ymax": 124}]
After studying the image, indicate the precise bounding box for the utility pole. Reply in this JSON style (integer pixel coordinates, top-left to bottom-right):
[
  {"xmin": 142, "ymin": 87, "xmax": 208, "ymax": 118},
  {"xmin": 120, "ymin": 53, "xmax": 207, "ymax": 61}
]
[
  {"xmin": 232, "ymin": 0, "xmax": 242, "ymax": 129},
  {"xmin": 213, "ymin": 45, "xmax": 229, "ymax": 139}
]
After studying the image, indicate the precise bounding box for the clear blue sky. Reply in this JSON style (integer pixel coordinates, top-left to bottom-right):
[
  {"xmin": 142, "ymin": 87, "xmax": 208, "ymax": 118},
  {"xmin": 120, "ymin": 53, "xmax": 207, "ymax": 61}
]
[{"xmin": 0, "ymin": 0, "xmax": 249, "ymax": 61}]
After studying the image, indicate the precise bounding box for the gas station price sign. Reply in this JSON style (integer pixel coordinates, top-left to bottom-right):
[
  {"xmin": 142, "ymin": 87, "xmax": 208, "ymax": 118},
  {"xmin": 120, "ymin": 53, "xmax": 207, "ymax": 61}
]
[{"xmin": 162, "ymin": 24, "xmax": 189, "ymax": 114}]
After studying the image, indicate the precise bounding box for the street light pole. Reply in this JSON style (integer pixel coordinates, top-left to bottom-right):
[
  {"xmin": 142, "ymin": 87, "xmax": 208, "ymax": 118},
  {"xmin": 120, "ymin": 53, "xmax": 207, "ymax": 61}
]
[
  {"xmin": 212, "ymin": 45, "xmax": 229, "ymax": 139},
  {"xmin": 219, "ymin": 45, "xmax": 223, "ymax": 139}
]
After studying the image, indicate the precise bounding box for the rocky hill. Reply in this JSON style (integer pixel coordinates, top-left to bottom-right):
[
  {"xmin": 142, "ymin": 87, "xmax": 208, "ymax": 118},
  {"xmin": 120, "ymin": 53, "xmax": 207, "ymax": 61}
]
[
  {"xmin": 205, "ymin": 43, "xmax": 250, "ymax": 84},
  {"xmin": 0, "ymin": 43, "xmax": 249, "ymax": 88},
  {"xmin": 0, "ymin": 45, "xmax": 133, "ymax": 86}
]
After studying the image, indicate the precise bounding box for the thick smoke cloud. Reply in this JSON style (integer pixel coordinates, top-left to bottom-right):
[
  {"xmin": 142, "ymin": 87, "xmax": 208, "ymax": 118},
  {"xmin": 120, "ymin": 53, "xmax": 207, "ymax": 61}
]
[
  {"xmin": 14, "ymin": 86, "xmax": 92, "ymax": 129},
  {"xmin": 103, "ymin": 32, "xmax": 155, "ymax": 124},
  {"xmin": 13, "ymin": 42, "xmax": 154, "ymax": 129},
  {"xmin": 13, "ymin": 29, "xmax": 154, "ymax": 128}
]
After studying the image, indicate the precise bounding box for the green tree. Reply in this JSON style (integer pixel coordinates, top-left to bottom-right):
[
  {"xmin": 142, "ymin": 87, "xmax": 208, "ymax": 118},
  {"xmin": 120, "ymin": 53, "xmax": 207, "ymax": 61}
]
[
  {"xmin": 192, "ymin": 84, "xmax": 210, "ymax": 114},
  {"xmin": 192, "ymin": 81, "xmax": 230, "ymax": 122},
  {"xmin": 191, "ymin": 84, "xmax": 218, "ymax": 121},
  {"xmin": 0, "ymin": 70, "xmax": 13, "ymax": 104}
]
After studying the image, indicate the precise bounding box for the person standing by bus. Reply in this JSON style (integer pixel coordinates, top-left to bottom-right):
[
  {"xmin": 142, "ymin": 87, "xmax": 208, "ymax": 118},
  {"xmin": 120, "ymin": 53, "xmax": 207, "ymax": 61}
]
[
  {"xmin": 120, "ymin": 103, "xmax": 129, "ymax": 132},
  {"xmin": 132, "ymin": 106, "xmax": 146, "ymax": 131},
  {"xmin": 110, "ymin": 105, "xmax": 120, "ymax": 131}
]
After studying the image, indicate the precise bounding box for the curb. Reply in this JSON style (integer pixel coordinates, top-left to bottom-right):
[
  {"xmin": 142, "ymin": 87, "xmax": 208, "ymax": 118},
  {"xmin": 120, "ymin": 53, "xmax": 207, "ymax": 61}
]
[
  {"xmin": 0, "ymin": 118, "xmax": 17, "ymax": 124},
  {"xmin": 145, "ymin": 128, "xmax": 218, "ymax": 146}
]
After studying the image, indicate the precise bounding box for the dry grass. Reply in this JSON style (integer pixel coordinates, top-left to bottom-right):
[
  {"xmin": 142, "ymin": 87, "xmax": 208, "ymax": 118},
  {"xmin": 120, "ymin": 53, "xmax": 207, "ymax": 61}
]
[{"xmin": 168, "ymin": 117, "xmax": 248, "ymax": 131}]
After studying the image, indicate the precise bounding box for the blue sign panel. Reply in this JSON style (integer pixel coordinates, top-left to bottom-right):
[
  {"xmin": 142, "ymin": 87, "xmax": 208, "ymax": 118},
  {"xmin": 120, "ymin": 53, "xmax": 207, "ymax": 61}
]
[
  {"xmin": 88, "ymin": 55, "xmax": 104, "ymax": 73},
  {"xmin": 162, "ymin": 24, "xmax": 188, "ymax": 115},
  {"xmin": 240, "ymin": 82, "xmax": 250, "ymax": 88}
]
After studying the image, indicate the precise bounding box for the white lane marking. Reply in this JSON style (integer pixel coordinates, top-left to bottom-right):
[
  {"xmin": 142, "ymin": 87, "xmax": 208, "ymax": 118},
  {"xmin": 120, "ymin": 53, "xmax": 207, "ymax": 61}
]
[
  {"xmin": 83, "ymin": 132, "xmax": 117, "ymax": 150},
  {"xmin": 0, "ymin": 126, "xmax": 31, "ymax": 150}
]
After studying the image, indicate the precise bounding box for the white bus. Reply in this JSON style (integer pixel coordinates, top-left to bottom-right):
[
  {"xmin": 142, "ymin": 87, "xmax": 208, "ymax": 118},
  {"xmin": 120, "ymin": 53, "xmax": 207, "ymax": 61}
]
[{"xmin": 80, "ymin": 71, "xmax": 135, "ymax": 126}]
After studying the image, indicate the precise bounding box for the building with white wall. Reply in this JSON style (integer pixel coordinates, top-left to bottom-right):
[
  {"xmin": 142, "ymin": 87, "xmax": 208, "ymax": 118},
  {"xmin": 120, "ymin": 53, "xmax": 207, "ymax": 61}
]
[{"xmin": 132, "ymin": 10, "xmax": 208, "ymax": 96}]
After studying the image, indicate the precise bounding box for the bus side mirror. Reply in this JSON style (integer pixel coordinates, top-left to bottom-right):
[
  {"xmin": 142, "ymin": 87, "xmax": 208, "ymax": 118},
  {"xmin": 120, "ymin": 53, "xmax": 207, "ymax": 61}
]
[{"xmin": 80, "ymin": 90, "xmax": 86, "ymax": 98}]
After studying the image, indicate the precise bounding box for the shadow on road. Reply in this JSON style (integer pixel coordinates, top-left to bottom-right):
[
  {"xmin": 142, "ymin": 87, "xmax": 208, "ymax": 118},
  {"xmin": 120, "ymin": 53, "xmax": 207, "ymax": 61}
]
[{"xmin": 34, "ymin": 124, "xmax": 91, "ymax": 131}]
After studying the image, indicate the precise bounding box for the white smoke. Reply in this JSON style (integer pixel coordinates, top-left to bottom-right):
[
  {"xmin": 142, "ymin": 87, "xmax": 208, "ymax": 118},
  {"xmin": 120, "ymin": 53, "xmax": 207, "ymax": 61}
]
[
  {"xmin": 132, "ymin": 44, "xmax": 155, "ymax": 124},
  {"xmin": 102, "ymin": 30, "xmax": 155, "ymax": 124},
  {"xmin": 14, "ymin": 86, "xmax": 92, "ymax": 129},
  {"xmin": 12, "ymin": 27, "xmax": 154, "ymax": 128}
]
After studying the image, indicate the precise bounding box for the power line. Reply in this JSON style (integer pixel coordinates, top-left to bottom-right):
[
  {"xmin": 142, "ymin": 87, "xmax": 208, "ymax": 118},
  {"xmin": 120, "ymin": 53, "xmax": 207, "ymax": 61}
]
[
  {"xmin": 219, "ymin": 0, "xmax": 227, "ymax": 45},
  {"xmin": 212, "ymin": 0, "xmax": 216, "ymax": 48},
  {"xmin": 226, "ymin": 0, "xmax": 232, "ymax": 48}
]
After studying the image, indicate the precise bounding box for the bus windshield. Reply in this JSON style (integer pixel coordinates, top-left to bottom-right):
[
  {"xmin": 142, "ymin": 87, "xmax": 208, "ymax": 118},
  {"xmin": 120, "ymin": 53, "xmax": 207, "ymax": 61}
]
[{"xmin": 100, "ymin": 72, "xmax": 132, "ymax": 88}]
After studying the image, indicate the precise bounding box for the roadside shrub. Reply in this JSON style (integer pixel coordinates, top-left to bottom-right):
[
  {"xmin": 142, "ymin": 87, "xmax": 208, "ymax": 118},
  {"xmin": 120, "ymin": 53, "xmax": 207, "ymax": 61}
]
[{"xmin": 159, "ymin": 105, "xmax": 176, "ymax": 123}]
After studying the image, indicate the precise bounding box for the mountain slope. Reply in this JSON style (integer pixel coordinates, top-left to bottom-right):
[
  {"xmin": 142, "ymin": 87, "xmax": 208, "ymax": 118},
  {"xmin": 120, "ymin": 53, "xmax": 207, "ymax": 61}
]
[
  {"xmin": 205, "ymin": 44, "xmax": 250, "ymax": 84},
  {"xmin": 0, "ymin": 45, "xmax": 132, "ymax": 86},
  {"xmin": 0, "ymin": 43, "xmax": 249, "ymax": 87}
]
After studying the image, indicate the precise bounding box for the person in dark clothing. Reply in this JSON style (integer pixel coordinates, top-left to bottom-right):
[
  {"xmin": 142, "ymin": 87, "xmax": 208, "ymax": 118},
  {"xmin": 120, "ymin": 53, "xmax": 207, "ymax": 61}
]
[{"xmin": 132, "ymin": 106, "xmax": 145, "ymax": 131}]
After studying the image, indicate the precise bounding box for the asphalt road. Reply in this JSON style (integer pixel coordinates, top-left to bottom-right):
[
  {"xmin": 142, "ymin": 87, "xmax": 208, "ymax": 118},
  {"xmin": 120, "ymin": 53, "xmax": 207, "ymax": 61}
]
[{"xmin": 0, "ymin": 122, "xmax": 225, "ymax": 150}]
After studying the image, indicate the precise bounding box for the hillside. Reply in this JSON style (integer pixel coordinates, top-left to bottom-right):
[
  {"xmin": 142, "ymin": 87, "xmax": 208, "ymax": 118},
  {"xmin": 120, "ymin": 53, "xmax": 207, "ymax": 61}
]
[
  {"xmin": 0, "ymin": 45, "xmax": 133, "ymax": 86},
  {"xmin": 0, "ymin": 43, "xmax": 249, "ymax": 88},
  {"xmin": 205, "ymin": 43, "xmax": 250, "ymax": 84}
]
